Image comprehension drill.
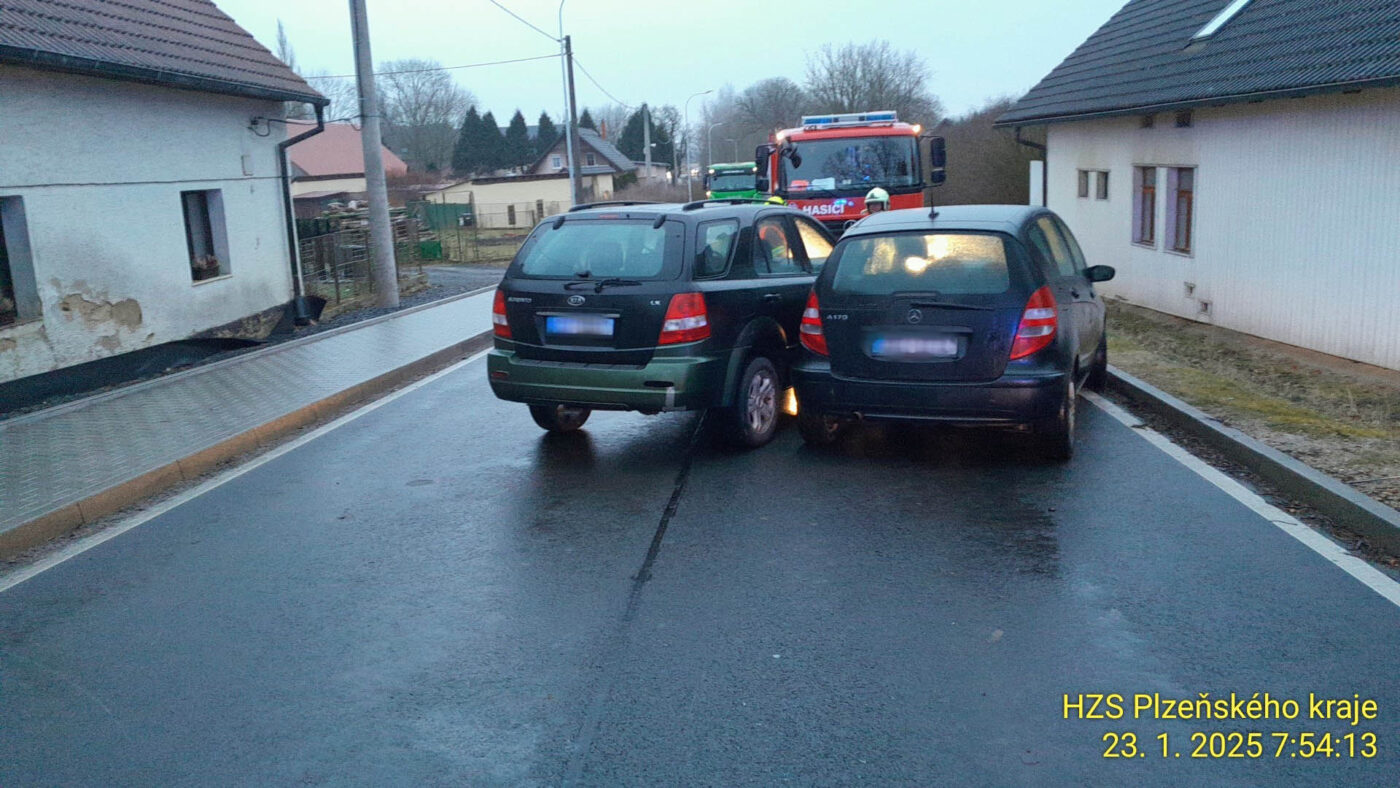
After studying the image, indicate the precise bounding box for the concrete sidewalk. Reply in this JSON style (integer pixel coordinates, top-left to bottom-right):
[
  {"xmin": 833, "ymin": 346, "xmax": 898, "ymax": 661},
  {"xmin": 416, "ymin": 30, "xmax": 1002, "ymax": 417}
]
[{"xmin": 1, "ymin": 290, "xmax": 494, "ymax": 555}]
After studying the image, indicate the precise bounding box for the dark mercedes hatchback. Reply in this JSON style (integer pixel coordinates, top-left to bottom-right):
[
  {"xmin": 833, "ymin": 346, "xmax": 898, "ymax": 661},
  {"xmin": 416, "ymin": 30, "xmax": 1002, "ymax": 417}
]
[{"xmin": 791, "ymin": 205, "xmax": 1115, "ymax": 459}]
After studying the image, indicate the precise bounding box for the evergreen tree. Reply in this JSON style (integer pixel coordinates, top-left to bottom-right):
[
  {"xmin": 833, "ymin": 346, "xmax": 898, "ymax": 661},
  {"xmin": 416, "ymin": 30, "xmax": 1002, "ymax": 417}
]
[
  {"xmin": 503, "ymin": 110, "xmax": 532, "ymax": 170},
  {"xmin": 579, "ymin": 108, "xmax": 597, "ymax": 132},
  {"xmin": 477, "ymin": 111, "xmax": 505, "ymax": 172},
  {"xmin": 535, "ymin": 111, "xmax": 559, "ymax": 157},
  {"xmin": 451, "ymin": 106, "xmax": 483, "ymax": 174},
  {"xmin": 618, "ymin": 104, "xmax": 673, "ymax": 165}
]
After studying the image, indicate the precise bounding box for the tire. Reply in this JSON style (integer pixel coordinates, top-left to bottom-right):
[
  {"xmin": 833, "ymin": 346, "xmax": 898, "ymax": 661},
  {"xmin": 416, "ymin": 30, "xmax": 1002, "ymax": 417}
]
[
  {"xmin": 1034, "ymin": 374, "xmax": 1076, "ymax": 461},
  {"xmin": 1085, "ymin": 333, "xmax": 1108, "ymax": 392},
  {"xmin": 723, "ymin": 356, "xmax": 781, "ymax": 448},
  {"xmin": 529, "ymin": 403, "xmax": 591, "ymax": 433},
  {"xmin": 797, "ymin": 406, "xmax": 843, "ymax": 447}
]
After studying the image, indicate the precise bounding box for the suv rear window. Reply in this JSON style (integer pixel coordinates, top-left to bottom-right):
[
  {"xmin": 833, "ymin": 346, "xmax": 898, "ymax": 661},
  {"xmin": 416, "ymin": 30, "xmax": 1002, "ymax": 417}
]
[
  {"xmin": 514, "ymin": 219, "xmax": 681, "ymax": 279},
  {"xmin": 831, "ymin": 232, "xmax": 1012, "ymax": 295}
]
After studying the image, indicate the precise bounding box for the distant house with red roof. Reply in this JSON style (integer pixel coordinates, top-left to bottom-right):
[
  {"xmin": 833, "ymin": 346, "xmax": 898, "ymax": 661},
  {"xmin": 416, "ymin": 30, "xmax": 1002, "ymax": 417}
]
[{"xmin": 287, "ymin": 121, "xmax": 408, "ymax": 198}]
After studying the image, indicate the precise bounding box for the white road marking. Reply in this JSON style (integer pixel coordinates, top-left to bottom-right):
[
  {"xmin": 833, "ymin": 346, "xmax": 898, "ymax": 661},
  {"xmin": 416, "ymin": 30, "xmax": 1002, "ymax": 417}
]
[
  {"xmin": 1084, "ymin": 391, "xmax": 1400, "ymax": 610},
  {"xmin": 0, "ymin": 349, "xmax": 491, "ymax": 595}
]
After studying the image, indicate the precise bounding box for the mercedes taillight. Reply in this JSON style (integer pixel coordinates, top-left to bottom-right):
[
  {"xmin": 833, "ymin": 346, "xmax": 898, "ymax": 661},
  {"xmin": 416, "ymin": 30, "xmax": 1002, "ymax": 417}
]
[
  {"xmin": 799, "ymin": 290, "xmax": 828, "ymax": 356},
  {"xmin": 1009, "ymin": 285, "xmax": 1057, "ymax": 360}
]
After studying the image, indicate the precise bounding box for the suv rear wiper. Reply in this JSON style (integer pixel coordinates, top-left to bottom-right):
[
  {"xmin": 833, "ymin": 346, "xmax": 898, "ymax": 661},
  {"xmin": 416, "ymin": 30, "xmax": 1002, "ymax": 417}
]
[{"xmin": 564, "ymin": 278, "xmax": 642, "ymax": 294}]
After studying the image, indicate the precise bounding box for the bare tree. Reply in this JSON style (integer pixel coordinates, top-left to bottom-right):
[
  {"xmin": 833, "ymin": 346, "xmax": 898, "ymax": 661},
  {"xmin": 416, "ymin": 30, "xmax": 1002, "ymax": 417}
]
[
  {"xmin": 588, "ymin": 104, "xmax": 631, "ymax": 145},
  {"xmin": 376, "ymin": 59, "xmax": 476, "ymax": 172},
  {"xmin": 274, "ymin": 20, "xmax": 316, "ymax": 120},
  {"xmin": 304, "ymin": 73, "xmax": 359, "ymax": 122},
  {"xmin": 931, "ymin": 96, "xmax": 1043, "ymax": 206},
  {"xmin": 804, "ymin": 41, "xmax": 944, "ymax": 126}
]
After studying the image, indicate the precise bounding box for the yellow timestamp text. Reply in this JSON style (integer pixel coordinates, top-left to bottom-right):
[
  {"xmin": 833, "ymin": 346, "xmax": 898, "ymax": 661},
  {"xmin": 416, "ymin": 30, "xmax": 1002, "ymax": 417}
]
[{"xmin": 1101, "ymin": 731, "xmax": 1378, "ymax": 759}]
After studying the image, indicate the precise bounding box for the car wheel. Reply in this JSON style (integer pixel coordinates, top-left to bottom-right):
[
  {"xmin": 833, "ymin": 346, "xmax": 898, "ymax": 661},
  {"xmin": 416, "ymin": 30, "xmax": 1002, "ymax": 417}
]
[
  {"xmin": 797, "ymin": 406, "xmax": 843, "ymax": 447},
  {"xmin": 1085, "ymin": 333, "xmax": 1108, "ymax": 392},
  {"xmin": 725, "ymin": 356, "xmax": 781, "ymax": 448},
  {"xmin": 529, "ymin": 404, "xmax": 591, "ymax": 432},
  {"xmin": 1035, "ymin": 374, "xmax": 1076, "ymax": 461}
]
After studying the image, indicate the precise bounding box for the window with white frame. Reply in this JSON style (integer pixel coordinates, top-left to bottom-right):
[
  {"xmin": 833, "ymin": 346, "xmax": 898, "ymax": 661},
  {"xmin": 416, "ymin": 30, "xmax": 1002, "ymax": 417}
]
[
  {"xmin": 1, "ymin": 196, "xmax": 40, "ymax": 326},
  {"xmin": 181, "ymin": 189, "xmax": 230, "ymax": 281},
  {"xmin": 551, "ymin": 154, "xmax": 563, "ymax": 170},
  {"xmin": 1095, "ymin": 171, "xmax": 1109, "ymax": 200},
  {"xmin": 1077, "ymin": 170, "xmax": 1090, "ymax": 199},
  {"xmin": 585, "ymin": 152, "xmax": 596, "ymax": 166},
  {"xmin": 1132, "ymin": 166, "xmax": 1157, "ymax": 246},
  {"xmin": 1167, "ymin": 167, "xmax": 1195, "ymax": 254}
]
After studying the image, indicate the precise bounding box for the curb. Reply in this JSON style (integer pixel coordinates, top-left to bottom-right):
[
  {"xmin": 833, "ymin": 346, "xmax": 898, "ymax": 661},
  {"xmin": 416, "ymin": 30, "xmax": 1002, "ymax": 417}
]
[
  {"xmin": 1106, "ymin": 365, "xmax": 1400, "ymax": 554},
  {"xmin": 0, "ymin": 330, "xmax": 493, "ymax": 559}
]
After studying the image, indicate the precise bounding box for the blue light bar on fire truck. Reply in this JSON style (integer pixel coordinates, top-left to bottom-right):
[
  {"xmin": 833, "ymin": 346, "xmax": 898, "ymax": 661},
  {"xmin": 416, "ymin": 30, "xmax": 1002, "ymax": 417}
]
[{"xmin": 800, "ymin": 111, "xmax": 899, "ymax": 129}]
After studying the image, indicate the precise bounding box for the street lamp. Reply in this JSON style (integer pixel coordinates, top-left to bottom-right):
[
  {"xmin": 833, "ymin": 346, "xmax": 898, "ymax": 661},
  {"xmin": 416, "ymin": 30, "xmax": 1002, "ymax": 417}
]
[
  {"xmin": 684, "ymin": 89, "xmax": 713, "ymax": 200},
  {"xmin": 706, "ymin": 121, "xmax": 727, "ymax": 169}
]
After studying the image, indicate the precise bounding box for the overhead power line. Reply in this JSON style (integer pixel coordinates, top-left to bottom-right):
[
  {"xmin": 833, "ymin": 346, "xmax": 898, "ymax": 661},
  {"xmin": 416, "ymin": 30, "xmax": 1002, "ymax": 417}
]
[
  {"xmin": 487, "ymin": 0, "xmax": 561, "ymax": 43},
  {"xmin": 318, "ymin": 53, "xmax": 559, "ymax": 79},
  {"xmin": 573, "ymin": 57, "xmax": 632, "ymax": 109}
]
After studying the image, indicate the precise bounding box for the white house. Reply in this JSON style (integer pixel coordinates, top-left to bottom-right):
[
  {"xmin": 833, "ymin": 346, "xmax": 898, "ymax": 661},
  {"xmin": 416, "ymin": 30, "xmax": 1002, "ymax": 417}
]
[
  {"xmin": 0, "ymin": 0, "xmax": 325, "ymax": 384},
  {"xmin": 997, "ymin": 0, "xmax": 1400, "ymax": 372}
]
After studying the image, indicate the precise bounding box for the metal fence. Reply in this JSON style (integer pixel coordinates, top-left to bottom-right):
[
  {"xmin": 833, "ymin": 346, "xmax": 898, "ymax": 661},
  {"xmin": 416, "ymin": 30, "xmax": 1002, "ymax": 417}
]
[
  {"xmin": 406, "ymin": 200, "xmax": 548, "ymax": 264},
  {"xmin": 296, "ymin": 208, "xmax": 428, "ymax": 307}
]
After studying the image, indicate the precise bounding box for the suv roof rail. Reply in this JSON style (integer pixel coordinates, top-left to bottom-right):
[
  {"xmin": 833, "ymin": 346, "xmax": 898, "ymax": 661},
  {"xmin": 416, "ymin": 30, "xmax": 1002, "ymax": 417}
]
[
  {"xmin": 567, "ymin": 200, "xmax": 660, "ymax": 212},
  {"xmin": 680, "ymin": 198, "xmax": 779, "ymax": 211}
]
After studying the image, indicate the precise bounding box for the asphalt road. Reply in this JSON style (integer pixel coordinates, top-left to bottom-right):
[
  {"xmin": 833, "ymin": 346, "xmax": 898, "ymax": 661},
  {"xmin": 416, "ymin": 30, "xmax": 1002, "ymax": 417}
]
[
  {"xmin": 2, "ymin": 354, "xmax": 1397, "ymax": 786},
  {"xmin": 425, "ymin": 264, "xmax": 508, "ymax": 292}
]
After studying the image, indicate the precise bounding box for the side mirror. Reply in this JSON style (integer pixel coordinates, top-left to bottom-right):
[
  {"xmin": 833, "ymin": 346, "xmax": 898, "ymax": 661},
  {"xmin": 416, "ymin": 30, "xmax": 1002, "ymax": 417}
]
[
  {"xmin": 1086, "ymin": 264, "xmax": 1116, "ymax": 282},
  {"xmin": 924, "ymin": 136, "xmax": 946, "ymax": 187},
  {"xmin": 754, "ymin": 144, "xmax": 775, "ymax": 193}
]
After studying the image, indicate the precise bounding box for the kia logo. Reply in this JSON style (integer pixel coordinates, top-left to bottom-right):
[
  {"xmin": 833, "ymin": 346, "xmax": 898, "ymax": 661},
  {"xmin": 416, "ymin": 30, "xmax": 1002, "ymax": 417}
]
[
  {"xmin": 567, "ymin": 295, "xmax": 585, "ymax": 306},
  {"xmin": 907, "ymin": 309, "xmax": 922, "ymax": 324}
]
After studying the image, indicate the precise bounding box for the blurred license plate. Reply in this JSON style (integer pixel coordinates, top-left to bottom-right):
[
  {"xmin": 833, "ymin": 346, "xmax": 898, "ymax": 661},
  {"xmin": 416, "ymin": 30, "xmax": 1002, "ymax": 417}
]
[
  {"xmin": 546, "ymin": 315, "xmax": 614, "ymax": 336},
  {"xmin": 870, "ymin": 334, "xmax": 958, "ymax": 359}
]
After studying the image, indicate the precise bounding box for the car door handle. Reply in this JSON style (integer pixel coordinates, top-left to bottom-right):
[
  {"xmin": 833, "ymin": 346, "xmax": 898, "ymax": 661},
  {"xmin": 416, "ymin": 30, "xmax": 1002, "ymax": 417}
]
[
  {"xmin": 762, "ymin": 293, "xmax": 783, "ymax": 303},
  {"xmin": 1070, "ymin": 288, "xmax": 1081, "ymax": 299}
]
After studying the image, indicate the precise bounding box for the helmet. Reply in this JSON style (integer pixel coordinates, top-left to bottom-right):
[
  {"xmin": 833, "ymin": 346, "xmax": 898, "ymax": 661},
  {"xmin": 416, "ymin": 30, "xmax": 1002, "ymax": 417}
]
[
  {"xmin": 765, "ymin": 195, "xmax": 785, "ymax": 205},
  {"xmin": 864, "ymin": 187, "xmax": 890, "ymax": 208}
]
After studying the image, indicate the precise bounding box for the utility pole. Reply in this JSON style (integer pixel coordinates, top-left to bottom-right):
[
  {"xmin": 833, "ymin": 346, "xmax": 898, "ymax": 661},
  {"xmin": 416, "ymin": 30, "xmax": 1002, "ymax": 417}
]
[
  {"xmin": 348, "ymin": 0, "xmax": 397, "ymax": 307},
  {"xmin": 563, "ymin": 35, "xmax": 582, "ymax": 205},
  {"xmin": 642, "ymin": 104, "xmax": 652, "ymax": 185}
]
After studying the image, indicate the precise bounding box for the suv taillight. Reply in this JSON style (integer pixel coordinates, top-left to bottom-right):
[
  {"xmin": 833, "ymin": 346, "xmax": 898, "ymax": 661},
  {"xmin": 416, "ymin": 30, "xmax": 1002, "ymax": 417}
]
[
  {"xmin": 799, "ymin": 290, "xmax": 828, "ymax": 356},
  {"xmin": 492, "ymin": 288, "xmax": 511, "ymax": 338},
  {"xmin": 1009, "ymin": 285, "xmax": 1057, "ymax": 360},
  {"xmin": 658, "ymin": 292, "xmax": 710, "ymax": 344}
]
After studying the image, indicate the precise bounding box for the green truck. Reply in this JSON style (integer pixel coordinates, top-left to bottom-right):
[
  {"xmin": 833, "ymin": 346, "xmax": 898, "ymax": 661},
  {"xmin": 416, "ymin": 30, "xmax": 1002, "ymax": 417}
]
[{"xmin": 704, "ymin": 162, "xmax": 759, "ymax": 200}]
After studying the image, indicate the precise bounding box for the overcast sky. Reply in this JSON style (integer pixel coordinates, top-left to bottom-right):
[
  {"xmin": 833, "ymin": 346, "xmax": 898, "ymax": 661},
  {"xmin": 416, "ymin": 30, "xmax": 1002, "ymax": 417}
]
[{"xmin": 217, "ymin": 0, "xmax": 1126, "ymax": 121}]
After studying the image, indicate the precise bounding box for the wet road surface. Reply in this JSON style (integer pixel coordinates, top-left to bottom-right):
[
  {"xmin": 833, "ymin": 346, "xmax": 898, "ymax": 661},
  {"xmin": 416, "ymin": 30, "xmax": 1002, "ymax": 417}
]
[
  {"xmin": 2, "ymin": 354, "xmax": 1397, "ymax": 785},
  {"xmin": 425, "ymin": 264, "xmax": 507, "ymax": 292}
]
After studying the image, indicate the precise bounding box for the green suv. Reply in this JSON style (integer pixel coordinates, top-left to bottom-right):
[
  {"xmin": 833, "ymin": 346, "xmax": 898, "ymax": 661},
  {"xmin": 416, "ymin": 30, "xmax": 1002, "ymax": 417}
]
[{"xmin": 488, "ymin": 199, "xmax": 837, "ymax": 446}]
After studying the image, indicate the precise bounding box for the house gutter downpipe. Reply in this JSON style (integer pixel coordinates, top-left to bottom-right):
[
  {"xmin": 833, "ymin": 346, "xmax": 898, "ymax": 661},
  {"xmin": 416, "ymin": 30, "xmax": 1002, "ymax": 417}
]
[
  {"xmin": 278, "ymin": 102, "xmax": 326, "ymax": 325},
  {"xmin": 1013, "ymin": 126, "xmax": 1048, "ymax": 208}
]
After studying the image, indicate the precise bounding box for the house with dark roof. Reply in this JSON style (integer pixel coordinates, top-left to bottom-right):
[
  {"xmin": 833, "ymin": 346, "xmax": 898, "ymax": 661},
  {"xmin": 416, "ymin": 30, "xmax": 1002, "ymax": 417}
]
[
  {"xmin": 422, "ymin": 127, "xmax": 635, "ymax": 228},
  {"xmin": 997, "ymin": 0, "xmax": 1400, "ymax": 371},
  {"xmin": 0, "ymin": 0, "xmax": 325, "ymax": 383},
  {"xmin": 287, "ymin": 121, "xmax": 408, "ymax": 198}
]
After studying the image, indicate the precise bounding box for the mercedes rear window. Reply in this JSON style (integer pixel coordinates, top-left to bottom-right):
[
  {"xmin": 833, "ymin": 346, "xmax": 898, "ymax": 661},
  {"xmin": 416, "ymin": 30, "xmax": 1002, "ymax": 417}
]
[
  {"xmin": 514, "ymin": 219, "xmax": 682, "ymax": 279},
  {"xmin": 830, "ymin": 232, "xmax": 1013, "ymax": 295}
]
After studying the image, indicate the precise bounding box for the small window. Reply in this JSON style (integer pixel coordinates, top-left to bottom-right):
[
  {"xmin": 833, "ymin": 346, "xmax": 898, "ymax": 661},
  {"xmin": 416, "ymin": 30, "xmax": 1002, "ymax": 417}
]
[
  {"xmin": 1, "ymin": 196, "xmax": 40, "ymax": 326},
  {"xmin": 752, "ymin": 218, "xmax": 800, "ymax": 275},
  {"xmin": 793, "ymin": 217, "xmax": 834, "ymax": 271},
  {"xmin": 1167, "ymin": 167, "xmax": 1195, "ymax": 254},
  {"xmin": 550, "ymin": 154, "xmax": 563, "ymax": 170},
  {"xmin": 507, "ymin": 204, "xmax": 517, "ymax": 226},
  {"xmin": 1133, "ymin": 167, "xmax": 1157, "ymax": 246},
  {"xmin": 694, "ymin": 219, "xmax": 738, "ymax": 277},
  {"xmin": 585, "ymin": 152, "xmax": 596, "ymax": 166},
  {"xmin": 182, "ymin": 190, "xmax": 229, "ymax": 281},
  {"xmin": 1077, "ymin": 170, "xmax": 1090, "ymax": 199},
  {"xmin": 1141, "ymin": 115, "xmax": 1155, "ymax": 129},
  {"xmin": 1175, "ymin": 111, "xmax": 1193, "ymax": 128},
  {"xmin": 1095, "ymin": 171, "xmax": 1109, "ymax": 200},
  {"xmin": 1192, "ymin": 0, "xmax": 1252, "ymax": 40}
]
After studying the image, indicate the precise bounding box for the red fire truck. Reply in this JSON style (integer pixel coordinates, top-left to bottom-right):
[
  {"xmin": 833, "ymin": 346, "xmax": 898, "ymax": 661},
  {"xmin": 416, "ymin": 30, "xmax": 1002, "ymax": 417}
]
[{"xmin": 755, "ymin": 111, "xmax": 944, "ymax": 233}]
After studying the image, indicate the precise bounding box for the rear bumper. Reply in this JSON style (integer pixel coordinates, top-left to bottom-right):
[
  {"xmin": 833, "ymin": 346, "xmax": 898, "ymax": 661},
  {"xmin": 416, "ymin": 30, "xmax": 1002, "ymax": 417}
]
[
  {"xmin": 792, "ymin": 359, "xmax": 1066, "ymax": 425},
  {"xmin": 488, "ymin": 345, "xmax": 728, "ymax": 412}
]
